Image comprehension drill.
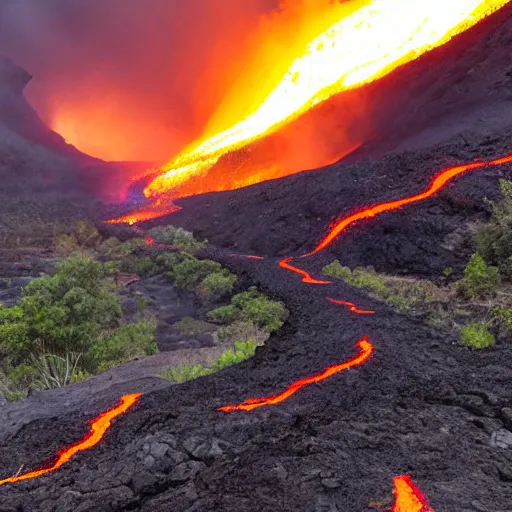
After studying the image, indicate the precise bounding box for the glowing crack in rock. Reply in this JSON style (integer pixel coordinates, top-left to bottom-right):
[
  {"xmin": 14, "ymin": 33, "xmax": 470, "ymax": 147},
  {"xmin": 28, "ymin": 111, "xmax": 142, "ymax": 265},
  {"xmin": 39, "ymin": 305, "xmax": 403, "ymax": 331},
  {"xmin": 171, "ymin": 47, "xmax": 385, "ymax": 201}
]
[
  {"xmin": 219, "ymin": 338, "xmax": 373, "ymax": 412},
  {"xmin": 326, "ymin": 296, "xmax": 376, "ymax": 315},
  {"xmin": 305, "ymin": 153, "xmax": 512, "ymax": 255},
  {"xmin": 278, "ymin": 256, "xmax": 332, "ymax": 284},
  {"xmin": 0, "ymin": 393, "xmax": 143, "ymax": 487},
  {"xmin": 392, "ymin": 475, "xmax": 435, "ymax": 512}
]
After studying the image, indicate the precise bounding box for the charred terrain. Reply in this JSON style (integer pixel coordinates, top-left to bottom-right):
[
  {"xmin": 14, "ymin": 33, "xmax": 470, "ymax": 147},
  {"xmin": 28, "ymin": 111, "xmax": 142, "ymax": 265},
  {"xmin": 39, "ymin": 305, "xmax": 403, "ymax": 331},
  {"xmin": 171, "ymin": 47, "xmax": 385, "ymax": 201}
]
[{"xmin": 1, "ymin": 6, "xmax": 512, "ymax": 512}]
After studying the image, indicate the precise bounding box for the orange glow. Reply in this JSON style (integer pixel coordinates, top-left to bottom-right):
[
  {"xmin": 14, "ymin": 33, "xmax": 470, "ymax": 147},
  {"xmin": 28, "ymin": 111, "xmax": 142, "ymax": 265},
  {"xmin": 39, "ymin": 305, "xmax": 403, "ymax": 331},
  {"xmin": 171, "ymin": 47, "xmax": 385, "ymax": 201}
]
[
  {"xmin": 306, "ymin": 153, "xmax": 512, "ymax": 255},
  {"xmin": 143, "ymin": 0, "xmax": 509, "ymax": 202},
  {"xmin": 278, "ymin": 257, "xmax": 332, "ymax": 285},
  {"xmin": 392, "ymin": 476, "xmax": 435, "ymax": 512},
  {"xmin": 326, "ymin": 297, "xmax": 375, "ymax": 315},
  {"xmin": 107, "ymin": 202, "xmax": 182, "ymax": 225},
  {"xmin": 0, "ymin": 394, "xmax": 142, "ymax": 487},
  {"xmin": 219, "ymin": 337, "xmax": 373, "ymax": 412}
]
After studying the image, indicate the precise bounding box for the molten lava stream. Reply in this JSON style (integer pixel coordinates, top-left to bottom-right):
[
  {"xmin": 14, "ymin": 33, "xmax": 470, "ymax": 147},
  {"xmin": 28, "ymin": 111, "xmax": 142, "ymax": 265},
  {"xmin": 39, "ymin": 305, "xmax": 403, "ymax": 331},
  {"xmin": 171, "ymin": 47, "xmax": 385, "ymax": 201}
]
[
  {"xmin": 219, "ymin": 337, "xmax": 373, "ymax": 412},
  {"xmin": 392, "ymin": 475, "xmax": 435, "ymax": 512},
  {"xmin": 278, "ymin": 257, "xmax": 331, "ymax": 284},
  {"xmin": 326, "ymin": 297, "xmax": 375, "ymax": 315},
  {"xmin": 306, "ymin": 153, "xmax": 512, "ymax": 255},
  {"xmin": 0, "ymin": 394, "xmax": 142, "ymax": 487}
]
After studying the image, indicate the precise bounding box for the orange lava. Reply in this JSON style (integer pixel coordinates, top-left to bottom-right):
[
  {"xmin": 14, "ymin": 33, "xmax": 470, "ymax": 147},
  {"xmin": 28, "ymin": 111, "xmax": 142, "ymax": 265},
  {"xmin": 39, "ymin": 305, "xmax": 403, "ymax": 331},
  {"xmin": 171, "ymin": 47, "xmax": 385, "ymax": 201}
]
[
  {"xmin": 107, "ymin": 202, "xmax": 182, "ymax": 225},
  {"xmin": 392, "ymin": 475, "xmax": 435, "ymax": 512},
  {"xmin": 228, "ymin": 254, "xmax": 265, "ymax": 260},
  {"xmin": 219, "ymin": 337, "xmax": 373, "ymax": 412},
  {"xmin": 0, "ymin": 394, "xmax": 142, "ymax": 487},
  {"xmin": 326, "ymin": 297, "xmax": 375, "ymax": 315},
  {"xmin": 278, "ymin": 257, "xmax": 332, "ymax": 285},
  {"xmin": 143, "ymin": 1, "xmax": 509, "ymax": 203},
  {"xmin": 306, "ymin": 153, "xmax": 512, "ymax": 255}
]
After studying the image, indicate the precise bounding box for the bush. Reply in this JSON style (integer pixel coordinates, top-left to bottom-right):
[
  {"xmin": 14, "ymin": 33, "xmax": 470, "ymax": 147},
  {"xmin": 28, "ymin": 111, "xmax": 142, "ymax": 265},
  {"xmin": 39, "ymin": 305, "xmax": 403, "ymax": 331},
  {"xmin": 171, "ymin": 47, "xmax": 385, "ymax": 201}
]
[
  {"xmin": 476, "ymin": 180, "xmax": 512, "ymax": 278},
  {"xmin": 98, "ymin": 237, "xmax": 146, "ymax": 260},
  {"xmin": 175, "ymin": 317, "xmax": 217, "ymax": 335},
  {"xmin": 161, "ymin": 364, "xmax": 213, "ymax": 383},
  {"xmin": 208, "ymin": 289, "xmax": 288, "ymax": 332},
  {"xmin": 149, "ymin": 225, "xmax": 206, "ymax": 254},
  {"xmin": 171, "ymin": 258, "xmax": 223, "ymax": 290},
  {"xmin": 88, "ymin": 319, "xmax": 157, "ymax": 372},
  {"xmin": 460, "ymin": 323, "xmax": 495, "ymax": 349},
  {"xmin": 196, "ymin": 272, "xmax": 237, "ymax": 302},
  {"xmin": 216, "ymin": 320, "xmax": 269, "ymax": 346},
  {"xmin": 119, "ymin": 256, "xmax": 156, "ymax": 277},
  {"xmin": 459, "ymin": 253, "xmax": 501, "ymax": 299},
  {"xmin": 493, "ymin": 307, "xmax": 512, "ymax": 335}
]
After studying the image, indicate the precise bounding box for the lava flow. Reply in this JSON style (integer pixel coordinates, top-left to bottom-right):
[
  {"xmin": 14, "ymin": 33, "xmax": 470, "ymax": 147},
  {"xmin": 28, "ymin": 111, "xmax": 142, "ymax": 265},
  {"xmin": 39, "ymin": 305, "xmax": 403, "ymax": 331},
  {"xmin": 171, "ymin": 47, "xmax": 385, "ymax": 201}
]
[
  {"xmin": 326, "ymin": 297, "xmax": 375, "ymax": 315},
  {"xmin": 306, "ymin": 153, "xmax": 512, "ymax": 255},
  {"xmin": 278, "ymin": 257, "xmax": 331, "ymax": 285},
  {"xmin": 392, "ymin": 475, "xmax": 435, "ymax": 512},
  {"xmin": 139, "ymin": 1, "xmax": 509, "ymax": 203},
  {"xmin": 0, "ymin": 393, "xmax": 142, "ymax": 487},
  {"xmin": 219, "ymin": 337, "xmax": 373, "ymax": 412}
]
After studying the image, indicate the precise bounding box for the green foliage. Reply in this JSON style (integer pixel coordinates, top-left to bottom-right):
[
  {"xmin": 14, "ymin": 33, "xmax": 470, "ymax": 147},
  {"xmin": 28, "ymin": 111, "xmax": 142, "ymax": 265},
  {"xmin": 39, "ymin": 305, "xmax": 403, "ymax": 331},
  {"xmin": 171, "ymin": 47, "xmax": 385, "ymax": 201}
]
[
  {"xmin": 119, "ymin": 255, "xmax": 156, "ymax": 277},
  {"xmin": 149, "ymin": 225, "xmax": 206, "ymax": 254},
  {"xmin": 459, "ymin": 253, "xmax": 501, "ymax": 299},
  {"xmin": 29, "ymin": 352, "xmax": 83, "ymax": 389},
  {"xmin": 493, "ymin": 307, "xmax": 512, "ymax": 334},
  {"xmin": 460, "ymin": 323, "xmax": 495, "ymax": 349},
  {"xmin": 161, "ymin": 340, "xmax": 257, "ymax": 383},
  {"xmin": 54, "ymin": 220, "xmax": 100, "ymax": 256},
  {"xmin": 216, "ymin": 320, "xmax": 269, "ymax": 346},
  {"xmin": 207, "ymin": 305, "xmax": 241, "ymax": 324},
  {"xmin": 55, "ymin": 234, "xmax": 80, "ymax": 256},
  {"xmin": 88, "ymin": 319, "xmax": 157, "ymax": 372},
  {"xmin": 476, "ymin": 180, "xmax": 512, "ymax": 279},
  {"xmin": 196, "ymin": 272, "xmax": 237, "ymax": 302},
  {"xmin": 98, "ymin": 237, "xmax": 146, "ymax": 260},
  {"xmin": 323, "ymin": 261, "xmax": 435, "ymax": 312},
  {"xmin": 161, "ymin": 364, "xmax": 213, "ymax": 383},
  {"xmin": 207, "ymin": 289, "xmax": 288, "ymax": 332},
  {"xmin": 170, "ymin": 258, "xmax": 223, "ymax": 290}
]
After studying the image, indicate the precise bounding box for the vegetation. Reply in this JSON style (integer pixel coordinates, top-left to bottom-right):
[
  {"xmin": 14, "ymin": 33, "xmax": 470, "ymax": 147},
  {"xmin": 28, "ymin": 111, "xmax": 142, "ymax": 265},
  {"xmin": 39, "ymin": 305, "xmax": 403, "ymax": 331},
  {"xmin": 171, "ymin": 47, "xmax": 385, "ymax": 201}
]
[
  {"xmin": 458, "ymin": 253, "xmax": 500, "ymax": 299},
  {"xmin": 323, "ymin": 260, "xmax": 437, "ymax": 312},
  {"xmin": 0, "ymin": 255, "xmax": 156, "ymax": 398},
  {"xmin": 460, "ymin": 323, "xmax": 495, "ymax": 349},
  {"xmin": 207, "ymin": 288, "xmax": 288, "ymax": 332},
  {"xmin": 161, "ymin": 340, "xmax": 257, "ymax": 383},
  {"xmin": 148, "ymin": 225, "xmax": 207, "ymax": 254}
]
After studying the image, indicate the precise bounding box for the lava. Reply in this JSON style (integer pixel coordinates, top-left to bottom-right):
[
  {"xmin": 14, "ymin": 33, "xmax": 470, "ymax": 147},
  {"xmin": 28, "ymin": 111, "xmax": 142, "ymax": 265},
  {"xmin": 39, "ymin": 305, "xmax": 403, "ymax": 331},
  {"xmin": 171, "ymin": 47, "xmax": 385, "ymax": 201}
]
[
  {"xmin": 306, "ymin": 153, "xmax": 512, "ymax": 255},
  {"xmin": 142, "ymin": 0, "xmax": 510, "ymax": 203},
  {"xmin": 107, "ymin": 202, "xmax": 182, "ymax": 225},
  {"xmin": 219, "ymin": 337, "xmax": 373, "ymax": 412},
  {"xmin": 0, "ymin": 393, "xmax": 142, "ymax": 487},
  {"xmin": 278, "ymin": 257, "xmax": 331, "ymax": 285},
  {"xmin": 392, "ymin": 475, "xmax": 435, "ymax": 512},
  {"xmin": 326, "ymin": 297, "xmax": 375, "ymax": 315}
]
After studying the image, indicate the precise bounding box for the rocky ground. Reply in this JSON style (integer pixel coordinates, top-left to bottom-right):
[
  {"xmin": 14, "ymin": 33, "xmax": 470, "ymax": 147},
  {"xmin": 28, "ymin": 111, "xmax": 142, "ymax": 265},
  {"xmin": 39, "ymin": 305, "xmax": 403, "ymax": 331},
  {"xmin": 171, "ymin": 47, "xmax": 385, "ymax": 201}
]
[{"xmin": 1, "ymin": 5, "xmax": 512, "ymax": 512}]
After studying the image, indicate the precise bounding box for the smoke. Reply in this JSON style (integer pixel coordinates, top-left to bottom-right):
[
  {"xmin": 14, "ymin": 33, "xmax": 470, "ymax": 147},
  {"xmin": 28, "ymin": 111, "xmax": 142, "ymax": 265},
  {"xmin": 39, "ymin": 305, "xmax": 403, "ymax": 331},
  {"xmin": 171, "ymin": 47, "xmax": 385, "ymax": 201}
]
[{"xmin": 0, "ymin": 0, "xmax": 277, "ymax": 161}]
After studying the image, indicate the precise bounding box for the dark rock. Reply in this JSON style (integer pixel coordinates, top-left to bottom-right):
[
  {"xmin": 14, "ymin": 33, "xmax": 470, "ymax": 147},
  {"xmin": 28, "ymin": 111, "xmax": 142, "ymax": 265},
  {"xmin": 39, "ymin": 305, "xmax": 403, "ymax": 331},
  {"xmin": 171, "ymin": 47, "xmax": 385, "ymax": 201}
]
[
  {"xmin": 498, "ymin": 465, "xmax": 512, "ymax": 482},
  {"xmin": 321, "ymin": 478, "xmax": 342, "ymax": 489},
  {"xmin": 500, "ymin": 407, "xmax": 512, "ymax": 430},
  {"xmin": 169, "ymin": 461, "xmax": 205, "ymax": 484},
  {"xmin": 183, "ymin": 436, "xmax": 224, "ymax": 461},
  {"xmin": 0, "ymin": 392, "xmax": 7, "ymax": 407},
  {"xmin": 490, "ymin": 430, "xmax": 512, "ymax": 449}
]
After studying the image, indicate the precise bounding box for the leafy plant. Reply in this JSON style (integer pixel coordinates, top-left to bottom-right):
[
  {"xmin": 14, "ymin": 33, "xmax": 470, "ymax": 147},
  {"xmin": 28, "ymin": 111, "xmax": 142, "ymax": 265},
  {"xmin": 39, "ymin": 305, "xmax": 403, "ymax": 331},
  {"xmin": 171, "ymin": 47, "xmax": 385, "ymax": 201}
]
[
  {"xmin": 30, "ymin": 352, "xmax": 82, "ymax": 389},
  {"xmin": 196, "ymin": 272, "xmax": 237, "ymax": 302},
  {"xmin": 459, "ymin": 253, "xmax": 501, "ymax": 299},
  {"xmin": 460, "ymin": 323, "xmax": 495, "ymax": 349}
]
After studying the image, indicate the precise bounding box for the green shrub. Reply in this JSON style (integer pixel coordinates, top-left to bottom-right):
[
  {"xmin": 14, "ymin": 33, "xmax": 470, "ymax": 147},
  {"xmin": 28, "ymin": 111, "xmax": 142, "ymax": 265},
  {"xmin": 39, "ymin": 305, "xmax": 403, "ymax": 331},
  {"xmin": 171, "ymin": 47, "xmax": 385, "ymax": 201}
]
[
  {"xmin": 161, "ymin": 364, "xmax": 213, "ymax": 383},
  {"xmin": 98, "ymin": 237, "xmax": 146, "ymax": 260},
  {"xmin": 171, "ymin": 258, "xmax": 223, "ymax": 290},
  {"xmin": 30, "ymin": 352, "xmax": 82, "ymax": 389},
  {"xmin": 459, "ymin": 253, "xmax": 501, "ymax": 299},
  {"xmin": 216, "ymin": 320, "xmax": 268, "ymax": 346},
  {"xmin": 148, "ymin": 225, "xmax": 177, "ymax": 245},
  {"xmin": 476, "ymin": 180, "xmax": 512, "ymax": 278},
  {"xmin": 207, "ymin": 305, "xmax": 241, "ymax": 324},
  {"xmin": 460, "ymin": 323, "xmax": 495, "ymax": 349},
  {"xmin": 88, "ymin": 319, "xmax": 157, "ymax": 372},
  {"xmin": 74, "ymin": 220, "xmax": 100, "ymax": 247},
  {"xmin": 149, "ymin": 225, "xmax": 206, "ymax": 254},
  {"xmin": 55, "ymin": 234, "xmax": 80, "ymax": 256},
  {"xmin": 208, "ymin": 289, "xmax": 288, "ymax": 332},
  {"xmin": 493, "ymin": 307, "xmax": 512, "ymax": 334},
  {"xmin": 197, "ymin": 272, "xmax": 237, "ymax": 302},
  {"xmin": 119, "ymin": 256, "xmax": 156, "ymax": 277}
]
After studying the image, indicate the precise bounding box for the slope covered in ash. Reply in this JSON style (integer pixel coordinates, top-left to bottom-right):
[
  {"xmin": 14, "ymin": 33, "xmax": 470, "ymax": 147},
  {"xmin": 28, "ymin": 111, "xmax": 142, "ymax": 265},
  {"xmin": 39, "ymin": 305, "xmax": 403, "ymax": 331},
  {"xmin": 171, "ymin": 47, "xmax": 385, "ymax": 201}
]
[{"xmin": 1, "ymin": 6, "xmax": 512, "ymax": 512}]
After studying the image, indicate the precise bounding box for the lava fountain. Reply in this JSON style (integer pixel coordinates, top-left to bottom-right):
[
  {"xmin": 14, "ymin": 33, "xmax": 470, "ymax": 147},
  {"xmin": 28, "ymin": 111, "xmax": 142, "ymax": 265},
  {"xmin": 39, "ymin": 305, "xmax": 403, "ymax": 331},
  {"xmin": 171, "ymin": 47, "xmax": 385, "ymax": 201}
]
[{"xmin": 108, "ymin": 0, "xmax": 511, "ymax": 225}]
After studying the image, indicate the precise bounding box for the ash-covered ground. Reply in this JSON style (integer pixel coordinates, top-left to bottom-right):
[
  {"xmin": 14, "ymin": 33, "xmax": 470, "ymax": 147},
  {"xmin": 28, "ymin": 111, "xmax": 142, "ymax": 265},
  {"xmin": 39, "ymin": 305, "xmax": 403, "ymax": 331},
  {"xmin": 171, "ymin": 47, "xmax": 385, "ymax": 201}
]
[{"xmin": 1, "ymin": 6, "xmax": 512, "ymax": 512}]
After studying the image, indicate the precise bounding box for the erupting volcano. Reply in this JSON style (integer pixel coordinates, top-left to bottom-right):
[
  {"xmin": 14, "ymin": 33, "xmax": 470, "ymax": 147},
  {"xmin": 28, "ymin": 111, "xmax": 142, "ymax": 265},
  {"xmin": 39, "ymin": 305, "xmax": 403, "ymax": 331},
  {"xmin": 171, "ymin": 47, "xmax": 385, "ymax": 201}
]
[{"xmin": 109, "ymin": 0, "xmax": 511, "ymax": 225}]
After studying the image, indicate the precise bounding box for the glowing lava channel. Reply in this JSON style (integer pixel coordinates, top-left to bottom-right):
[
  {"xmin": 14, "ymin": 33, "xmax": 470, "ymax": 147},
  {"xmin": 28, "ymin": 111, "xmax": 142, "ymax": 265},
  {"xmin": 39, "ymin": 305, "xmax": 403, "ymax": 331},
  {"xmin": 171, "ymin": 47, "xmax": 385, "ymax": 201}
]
[
  {"xmin": 278, "ymin": 257, "xmax": 331, "ymax": 284},
  {"xmin": 219, "ymin": 338, "xmax": 373, "ymax": 412},
  {"xmin": 306, "ymin": 153, "xmax": 512, "ymax": 255},
  {"xmin": 144, "ymin": 0, "xmax": 510, "ymax": 201},
  {"xmin": 392, "ymin": 475, "xmax": 435, "ymax": 512},
  {"xmin": 0, "ymin": 394, "xmax": 142, "ymax": 486},
  {"xmin": 326, "ymin": 297, "xmax": 375, "ymax": 315}
]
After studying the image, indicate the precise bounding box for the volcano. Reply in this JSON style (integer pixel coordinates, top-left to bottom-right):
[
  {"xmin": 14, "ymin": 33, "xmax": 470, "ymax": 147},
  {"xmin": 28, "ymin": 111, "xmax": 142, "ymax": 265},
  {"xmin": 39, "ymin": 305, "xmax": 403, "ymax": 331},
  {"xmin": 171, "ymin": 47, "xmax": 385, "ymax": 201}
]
[{"xmin": 1, "ymin": 2, "xmax": 512, "ymax": 512}]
